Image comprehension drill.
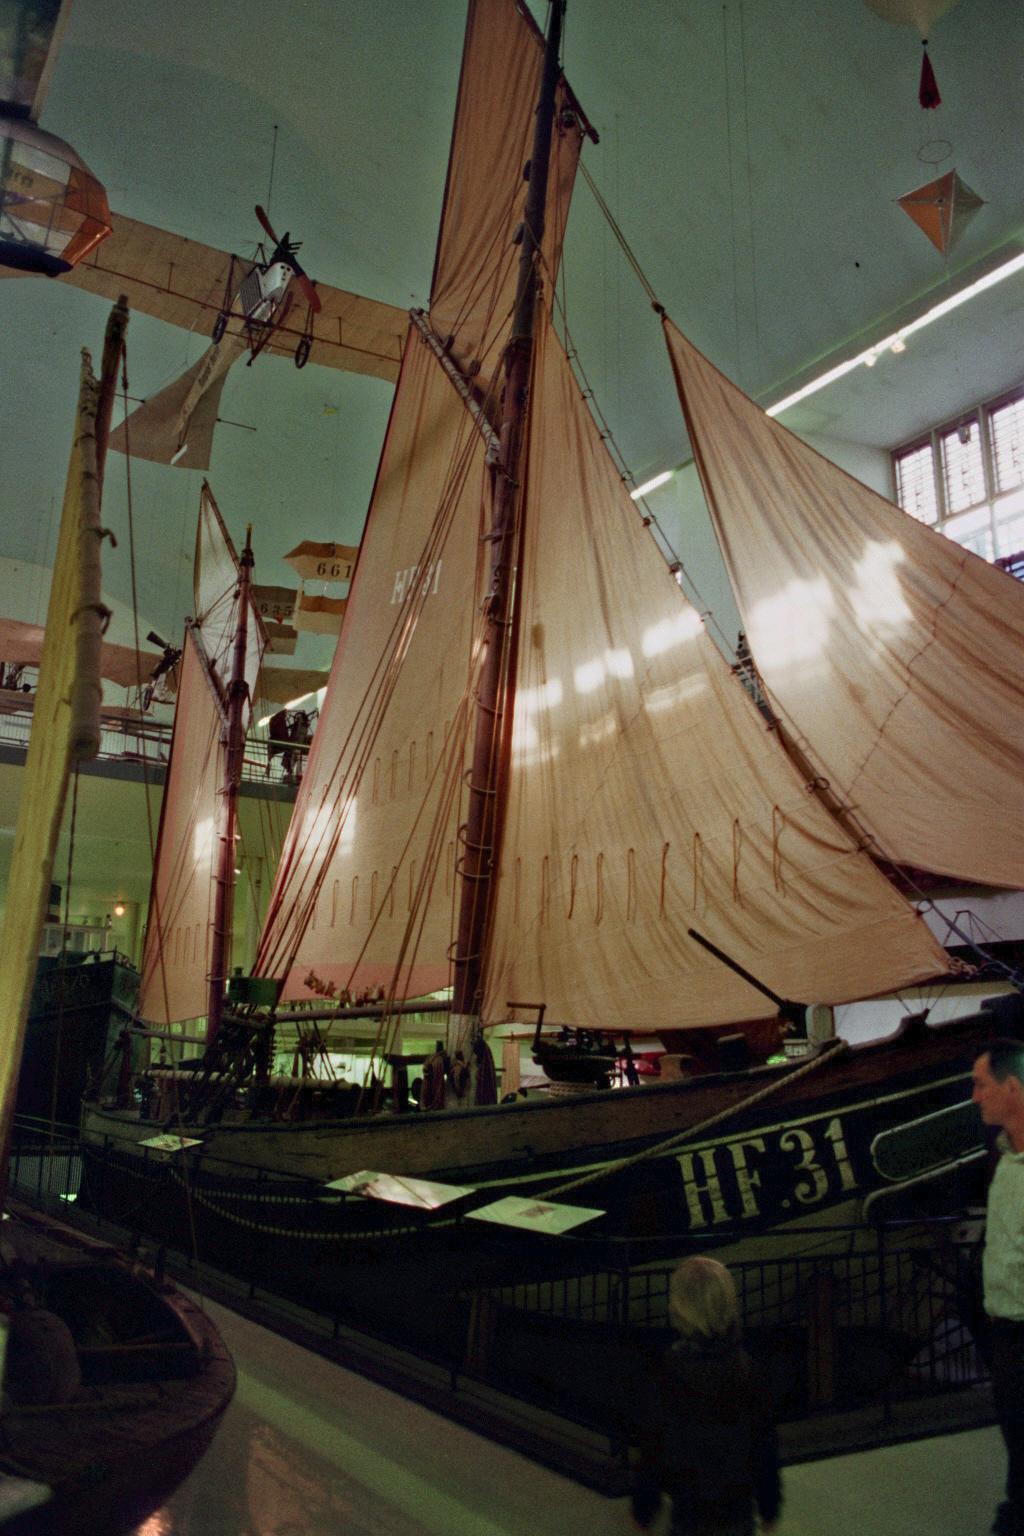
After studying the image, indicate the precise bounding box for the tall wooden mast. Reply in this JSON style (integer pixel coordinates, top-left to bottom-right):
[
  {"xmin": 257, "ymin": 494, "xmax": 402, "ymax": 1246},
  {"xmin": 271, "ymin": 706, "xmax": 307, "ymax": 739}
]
[
  {"xmin": 207, "ymin": 526, "xmax": 253, "ymax": 1041},
  {"xmin": 451, "ymin": 0, "xmax": 565, "ymax": 1027}
]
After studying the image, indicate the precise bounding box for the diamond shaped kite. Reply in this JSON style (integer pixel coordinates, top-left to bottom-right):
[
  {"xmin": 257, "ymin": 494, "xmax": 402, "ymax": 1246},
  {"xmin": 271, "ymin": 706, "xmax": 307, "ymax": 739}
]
[{"xmin": 897, "ymin": 170, "xmax": 983, "ymax": 256}]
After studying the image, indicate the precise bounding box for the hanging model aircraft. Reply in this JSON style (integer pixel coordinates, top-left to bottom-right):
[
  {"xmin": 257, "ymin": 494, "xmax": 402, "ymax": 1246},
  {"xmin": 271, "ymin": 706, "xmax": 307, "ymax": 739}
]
[
  {"xmin": 94, "ymin": 204, "xmax": 406, "ymax": 470},
  {"xmin": 211, "ymin": 204, "xmax": 321, "ymax": 362},
  {"xmin": 2, "ymin": 203, "xmax": 406, "ymax": 470},
  {"xmin": 0, "ymin": 4, "xmax": 406, "ymax": 469}
]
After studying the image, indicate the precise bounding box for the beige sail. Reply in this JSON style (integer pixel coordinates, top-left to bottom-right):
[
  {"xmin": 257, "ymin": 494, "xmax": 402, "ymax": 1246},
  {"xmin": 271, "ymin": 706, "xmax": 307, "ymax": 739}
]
[
  {"xmin": 0, "ymin": 321, "xmax": 120, "ymax": 1133},
  {"xmin": 110, "ymin": 335, "xmax": 247, "ymax": 471},
  {"xmin": 481, "ymin": 315, "xmax": 946, "ymax": 1030},
  {"xmin": 138, "ymin": 631, "xmax": 224, "ymax": 1025},
  {"xmin": 256, "ymin": 328, "xmax": 488, "ymax": 1000},
  {"xmin": 138, "ymin": 490, "xmax": 264, "ymax": 1023},
  {"xmin": 430, "ymin": 0, "xmax": 583, "ymax": 398},
  {"xmin": 664, "ymin": 318, "xmax": 1024, "ymax": 888},
  {"xmin": 194, "ymin": 483, "xmax": 265, "ymax": 697}
]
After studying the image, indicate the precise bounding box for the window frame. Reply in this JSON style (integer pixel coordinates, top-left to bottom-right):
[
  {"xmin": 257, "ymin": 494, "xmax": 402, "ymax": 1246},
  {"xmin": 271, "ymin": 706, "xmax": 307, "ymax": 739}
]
[{"xmin": 891, "ymin": 380, "xmax": 1024, "ymax": 564}]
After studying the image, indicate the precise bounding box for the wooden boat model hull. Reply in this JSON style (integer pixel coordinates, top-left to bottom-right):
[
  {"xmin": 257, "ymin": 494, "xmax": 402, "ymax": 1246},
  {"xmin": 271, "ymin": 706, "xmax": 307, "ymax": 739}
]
[{"xmin": 0, "ymin": 1203, "xmax": 235, "ymax": 1536}]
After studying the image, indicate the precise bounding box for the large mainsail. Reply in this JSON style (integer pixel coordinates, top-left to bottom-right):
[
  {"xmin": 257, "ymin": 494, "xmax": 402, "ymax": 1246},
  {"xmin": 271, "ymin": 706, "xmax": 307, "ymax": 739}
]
[
  {"xmin": 256, "ymin": 0, "xmax": 585, "ymax": 1004},
  {"xmin": 138, "ymin": 486, "xmax": 263, "ymax": 1024},
  {"xmin": 665, "ymin": 320, "xmax": 1024, "ymax": 888},
  {"xmin": 482, "ymin": 312, "xmax": 947, "ymax": 1029},
  {"xmin": 255, "ymin": 333, "xmax": 489, "ymax": 1000}
]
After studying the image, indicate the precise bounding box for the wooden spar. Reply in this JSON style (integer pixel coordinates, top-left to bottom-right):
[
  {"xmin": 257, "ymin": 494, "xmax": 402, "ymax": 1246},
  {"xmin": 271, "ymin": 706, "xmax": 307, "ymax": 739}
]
[
  {"xmin": 207, "ymin": 526, "xmax": 254, "ymax": 1042},
  {"xmin": 93, "ymin": 295, "xmax": 128, "ymax": 498},
  {"xmin": 451, "ymin": 0, "xmax": 565, "ymax": 1022},
  {"xmin": 235, "ymin": 998, "xmax": 452, "ymax": 1027},
  {"xmin": 687, "ymin": 926, "xmax": 807, "ymax": 1029}
]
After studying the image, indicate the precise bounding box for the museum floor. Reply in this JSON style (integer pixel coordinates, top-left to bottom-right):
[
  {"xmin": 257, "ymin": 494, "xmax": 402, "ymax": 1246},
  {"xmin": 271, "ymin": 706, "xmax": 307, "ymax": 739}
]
[{"xmin": 131, "ymin": 1296, "xmax": 1005, "ymax": 1536}]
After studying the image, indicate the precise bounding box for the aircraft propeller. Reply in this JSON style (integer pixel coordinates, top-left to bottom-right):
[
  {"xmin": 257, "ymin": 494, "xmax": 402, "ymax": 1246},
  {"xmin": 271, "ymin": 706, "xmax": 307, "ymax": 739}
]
[{"xmin": 255, "ymin": 204, "xmax": 322, "ymax": 314}]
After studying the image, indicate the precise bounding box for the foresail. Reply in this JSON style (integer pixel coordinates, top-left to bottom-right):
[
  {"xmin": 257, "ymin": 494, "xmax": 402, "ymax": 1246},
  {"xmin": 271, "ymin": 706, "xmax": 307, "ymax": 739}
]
[
  {"xmin": 255, "ymin": 327, "xmax": 489, "ymax": 1001},
  {"xmin": 429, "ymin": 0, "xmax": 583, "ymax": 399},
  {"xmin": 138, "ymin": 631, "xmax": 224, "ymax": 1024},
  {"xmin": 482, "ymin": 314, "xmax": 946, "ymax": 1030},
  {"xmin": 665, "ymin": 319, "xmax": 1024, "ymax": 888}
]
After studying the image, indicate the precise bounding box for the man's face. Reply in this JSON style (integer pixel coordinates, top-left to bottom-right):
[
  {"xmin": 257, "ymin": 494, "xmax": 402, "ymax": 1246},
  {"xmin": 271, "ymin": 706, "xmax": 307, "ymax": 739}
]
[{"xmin": 972, "ymin": 1054, "xmax": 1020, "ymax": 1128}]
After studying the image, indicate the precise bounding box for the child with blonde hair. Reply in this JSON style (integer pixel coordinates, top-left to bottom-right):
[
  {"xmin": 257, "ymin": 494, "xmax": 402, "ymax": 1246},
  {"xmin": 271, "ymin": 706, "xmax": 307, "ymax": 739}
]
[{"xmin": 631, "ymin": 1256, "xmax": 781, "ymax": 1536}]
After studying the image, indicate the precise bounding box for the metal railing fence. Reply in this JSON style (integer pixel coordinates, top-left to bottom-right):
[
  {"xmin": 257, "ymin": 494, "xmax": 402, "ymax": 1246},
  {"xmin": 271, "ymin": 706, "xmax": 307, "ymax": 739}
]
[
  {"xmin": 0, "ymin": 703, "xmax": 306, "ymax": 787},
  {"xmin": 10, "ymin": 1115, "xmax": 991, "ymax": 1449}
]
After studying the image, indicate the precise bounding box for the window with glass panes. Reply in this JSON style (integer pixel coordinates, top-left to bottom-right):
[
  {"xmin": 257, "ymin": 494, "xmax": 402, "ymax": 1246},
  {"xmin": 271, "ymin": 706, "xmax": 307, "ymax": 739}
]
[{"xmin": 891, "ymin": 385, "xmax": 1024, "ymax": 569}]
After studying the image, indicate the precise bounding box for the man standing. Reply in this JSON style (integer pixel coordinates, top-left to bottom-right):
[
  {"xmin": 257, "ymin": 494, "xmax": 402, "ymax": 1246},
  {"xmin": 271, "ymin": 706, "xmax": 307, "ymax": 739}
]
[{"xmin": 973, "ymin": 1038, "xmax": 1024, "ymax": 1536}]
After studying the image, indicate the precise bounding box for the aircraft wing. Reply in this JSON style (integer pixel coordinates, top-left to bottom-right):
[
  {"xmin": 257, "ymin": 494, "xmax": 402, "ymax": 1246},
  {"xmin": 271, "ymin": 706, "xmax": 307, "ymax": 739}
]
[
  {"xmin": 0, "ymin": 617, "xmax": 162, "ymax": 689},
  {"xmin": 5, "ymin": 211, "xmax": 406, "ymax": 383}
]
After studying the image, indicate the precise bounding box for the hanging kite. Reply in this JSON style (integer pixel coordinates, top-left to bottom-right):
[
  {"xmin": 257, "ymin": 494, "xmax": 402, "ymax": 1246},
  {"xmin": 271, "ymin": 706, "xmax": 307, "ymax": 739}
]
[
  {"xmin": 862, "ymin": 0, "xmax": 961, "ymax": 108},
  {"xmin": 897, "ymin": 169, "xmax": 983, "ymax": 256}
]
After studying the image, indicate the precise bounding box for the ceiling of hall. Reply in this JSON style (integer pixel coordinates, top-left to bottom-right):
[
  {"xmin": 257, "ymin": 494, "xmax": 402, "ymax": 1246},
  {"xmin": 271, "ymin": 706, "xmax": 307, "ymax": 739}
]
[{"xmin": 1, "ymin": 0, "xmax": 1022, "ymax": 664}]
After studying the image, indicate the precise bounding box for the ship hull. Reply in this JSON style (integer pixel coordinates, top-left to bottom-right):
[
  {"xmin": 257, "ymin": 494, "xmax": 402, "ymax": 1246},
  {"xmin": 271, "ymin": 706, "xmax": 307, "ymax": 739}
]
[
  {"xmin": 20, "ymin": 954, "xmax": 139, "ymax": 1125},
  {"xmin": 77, "ymin": 1013, "xmax": 992, "ymax": 1344}
]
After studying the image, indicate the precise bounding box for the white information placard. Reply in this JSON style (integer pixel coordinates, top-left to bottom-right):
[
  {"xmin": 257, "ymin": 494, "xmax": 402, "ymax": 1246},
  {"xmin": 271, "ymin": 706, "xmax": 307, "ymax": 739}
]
[
  {"xmin": 466, "ymin": 1196, "xmax": 604, "ymax": 1234},
  {"xmin": 325, "ymin": 1171, "xmax": 474, "ymax": 1210}
]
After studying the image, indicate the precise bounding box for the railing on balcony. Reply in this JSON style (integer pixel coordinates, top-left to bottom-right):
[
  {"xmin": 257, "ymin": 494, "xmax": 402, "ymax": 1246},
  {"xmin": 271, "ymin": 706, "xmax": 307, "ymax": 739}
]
[{"xmin": 0, "ymin": 694, "xmax": 307, "ymax": 787}]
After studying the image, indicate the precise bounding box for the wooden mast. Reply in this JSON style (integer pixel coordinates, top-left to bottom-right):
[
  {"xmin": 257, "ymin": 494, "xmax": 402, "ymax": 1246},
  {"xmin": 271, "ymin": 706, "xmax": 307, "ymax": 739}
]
[
  {"xmin": 207, "ymin": 525, "xmax": 253, "ymax": 1041},
  {"xmin": 450, "ymin": 0, "xmax": 565, "ymax": 1027}
]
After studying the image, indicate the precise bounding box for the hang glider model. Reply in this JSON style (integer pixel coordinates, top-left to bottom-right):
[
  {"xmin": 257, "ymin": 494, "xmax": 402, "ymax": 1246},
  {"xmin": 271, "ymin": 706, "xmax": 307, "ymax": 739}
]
[{"xmin": 1, "ymin": 203, "xmax": 407, "ymax": 471}]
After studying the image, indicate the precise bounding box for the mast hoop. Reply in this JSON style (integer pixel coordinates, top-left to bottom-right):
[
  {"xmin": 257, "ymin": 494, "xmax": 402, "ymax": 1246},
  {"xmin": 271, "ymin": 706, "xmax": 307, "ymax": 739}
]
[
  {"xmin": 469, "ymin": 691, "xmax": 502, "ymax": 720},
  {"xmin": 461, "ymin": 770, "xmax": 497, "ymax": 795},
  {"xmin": 456, "ymin": 843, "xmax": 491, "ymax": 865},
  {"xmin": 447, "ymin": 940, "xmax": 481, "ymax": 964}
]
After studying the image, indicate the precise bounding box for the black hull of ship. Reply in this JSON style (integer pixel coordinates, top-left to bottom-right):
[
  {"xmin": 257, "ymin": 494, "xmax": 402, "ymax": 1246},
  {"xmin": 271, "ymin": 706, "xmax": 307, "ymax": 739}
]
[{"xmin": 77, "ymin": 1013, "xmax": 993, "ymax": 1351}]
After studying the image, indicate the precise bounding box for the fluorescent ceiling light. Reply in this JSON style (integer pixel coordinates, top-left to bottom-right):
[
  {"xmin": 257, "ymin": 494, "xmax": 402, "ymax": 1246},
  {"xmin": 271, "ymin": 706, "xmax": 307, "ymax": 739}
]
[
  {"xmin": 257, "ymin": 689, "xmax": 317, "ymax": 728},
  {"xmin": 615, "ymin": 252, "xmax": 1024, "ymax": 510},
  {"xmin": 630, "ymin": 470, "xmax": 674, "ymax": 500},
  {"xmin": 767, "ymin": 251, "xmax": 1024, "ymax": 418}
]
